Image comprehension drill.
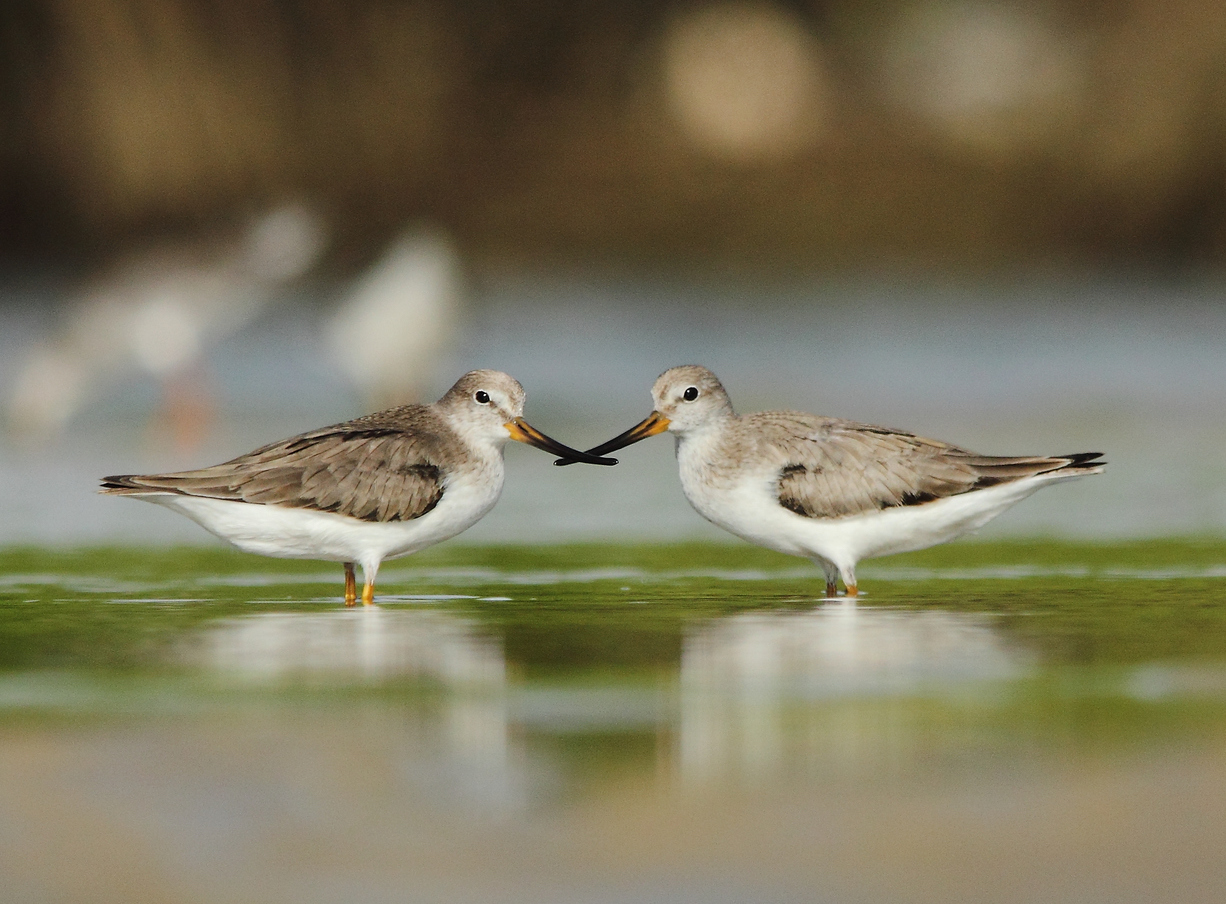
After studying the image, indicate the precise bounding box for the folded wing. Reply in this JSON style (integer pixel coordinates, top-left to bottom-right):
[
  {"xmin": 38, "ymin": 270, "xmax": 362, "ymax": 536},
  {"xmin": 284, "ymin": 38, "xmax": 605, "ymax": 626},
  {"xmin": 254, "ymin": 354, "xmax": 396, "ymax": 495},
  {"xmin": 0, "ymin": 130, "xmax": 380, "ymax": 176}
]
[
  {"xmin": 767, "ymin": 415, "xmax": 1103, "ymax": 519},
  {"xmin": 101, "ymin": 422, "xmax": 446, "ymax": 523}
]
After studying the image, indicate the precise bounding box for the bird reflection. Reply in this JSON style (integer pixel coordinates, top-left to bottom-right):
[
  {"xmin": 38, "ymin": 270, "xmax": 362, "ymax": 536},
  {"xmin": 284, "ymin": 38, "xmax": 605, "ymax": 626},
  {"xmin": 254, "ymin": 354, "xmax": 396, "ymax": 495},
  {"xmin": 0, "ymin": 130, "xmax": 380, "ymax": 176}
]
[
  {"xmin": 679, "ymin": 604, "xmax": 1032, "ymax": 781},
  {"xmin": 189, "ymin": 606, "xmax": 503, "ymax": 685},
  {"xmin": 186, "ymin": 607, "xmax": 524, "ymax": 811}
]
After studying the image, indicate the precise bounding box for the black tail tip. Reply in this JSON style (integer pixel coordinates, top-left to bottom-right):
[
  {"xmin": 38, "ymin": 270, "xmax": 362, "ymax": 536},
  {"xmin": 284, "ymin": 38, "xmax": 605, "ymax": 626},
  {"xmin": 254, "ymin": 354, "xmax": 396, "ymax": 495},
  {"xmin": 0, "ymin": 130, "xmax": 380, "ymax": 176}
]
[{"xmin": 1060, "ymin": 452, "xmax": 1106, "ymax": 469}]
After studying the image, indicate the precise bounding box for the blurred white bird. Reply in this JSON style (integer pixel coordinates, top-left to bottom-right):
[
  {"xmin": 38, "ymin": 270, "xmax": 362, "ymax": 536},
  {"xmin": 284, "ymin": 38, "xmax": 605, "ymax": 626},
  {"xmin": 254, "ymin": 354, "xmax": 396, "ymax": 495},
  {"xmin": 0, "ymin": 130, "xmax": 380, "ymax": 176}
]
[
  {"xmin": 326, "ymin": 227, "xmax": 464, "ymax": 410},
  {"xmin": 7, "ymin": 202, "xmax": 326, "ymax": 448}
]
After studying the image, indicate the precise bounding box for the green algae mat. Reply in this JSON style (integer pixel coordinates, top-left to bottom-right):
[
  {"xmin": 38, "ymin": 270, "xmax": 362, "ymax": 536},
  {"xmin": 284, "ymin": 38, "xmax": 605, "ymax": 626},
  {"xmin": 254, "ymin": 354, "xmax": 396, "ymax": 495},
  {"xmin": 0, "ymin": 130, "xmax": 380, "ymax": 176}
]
[{"xmin": 2, "ymin": 540, "xmax": 1225, "ymax": 903}]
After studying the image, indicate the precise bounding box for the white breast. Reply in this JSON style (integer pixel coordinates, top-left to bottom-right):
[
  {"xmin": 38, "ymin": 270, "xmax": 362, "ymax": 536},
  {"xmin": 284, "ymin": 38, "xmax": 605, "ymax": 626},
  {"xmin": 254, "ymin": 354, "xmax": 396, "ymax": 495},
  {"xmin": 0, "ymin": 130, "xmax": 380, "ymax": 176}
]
[{"xmin": 675, "ymin": 428, "xmax": 790, "ymax": 548}]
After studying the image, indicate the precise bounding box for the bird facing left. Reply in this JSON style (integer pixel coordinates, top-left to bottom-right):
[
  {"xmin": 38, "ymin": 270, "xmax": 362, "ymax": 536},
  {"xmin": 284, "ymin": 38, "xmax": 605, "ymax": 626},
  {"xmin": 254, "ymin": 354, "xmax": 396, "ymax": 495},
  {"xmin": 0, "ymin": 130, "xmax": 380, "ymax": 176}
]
[{"xmin": 101, "ymin": 370, "xmax": 616, "ymax": 605}]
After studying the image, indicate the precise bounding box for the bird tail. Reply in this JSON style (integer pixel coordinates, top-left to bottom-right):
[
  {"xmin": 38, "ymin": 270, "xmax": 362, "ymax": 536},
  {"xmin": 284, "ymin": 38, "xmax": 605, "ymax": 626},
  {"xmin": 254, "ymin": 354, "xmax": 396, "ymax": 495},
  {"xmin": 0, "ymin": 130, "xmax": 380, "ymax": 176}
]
[
  {"xmin": 99, "ymin": 474, "xmax": 159, "ymax": 495},
  {"xmin": 957, "ymin": 451, "xmax": 1105, "ymax": 490}
]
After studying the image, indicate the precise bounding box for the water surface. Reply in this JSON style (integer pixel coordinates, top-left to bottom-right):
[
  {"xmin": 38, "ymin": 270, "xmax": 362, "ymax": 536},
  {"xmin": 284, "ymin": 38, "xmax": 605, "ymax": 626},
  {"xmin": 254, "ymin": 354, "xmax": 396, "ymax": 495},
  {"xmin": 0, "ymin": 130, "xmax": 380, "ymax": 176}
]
[{"xmin": 2, "ymin": 540, "xmax": 1224, "ymax": 903}]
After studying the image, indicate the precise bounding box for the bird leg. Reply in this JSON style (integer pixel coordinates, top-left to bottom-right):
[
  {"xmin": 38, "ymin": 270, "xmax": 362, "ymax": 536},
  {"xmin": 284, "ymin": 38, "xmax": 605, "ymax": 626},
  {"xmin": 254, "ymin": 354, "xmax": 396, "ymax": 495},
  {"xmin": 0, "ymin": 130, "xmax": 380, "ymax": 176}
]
[
  {"xmin": 344, "ymin": 562, "xmax": 357, "ymax": 607},
  {"xmin": 816, "ymin": 560, "xmax": 840, "ymax": 599},
  {"xmin": 362, "ymin": 581, "xmax": 375, "ymax": 606},
  {"xmin": 845, "ymin": 583, "xmax": 858, "ymax": 598}
]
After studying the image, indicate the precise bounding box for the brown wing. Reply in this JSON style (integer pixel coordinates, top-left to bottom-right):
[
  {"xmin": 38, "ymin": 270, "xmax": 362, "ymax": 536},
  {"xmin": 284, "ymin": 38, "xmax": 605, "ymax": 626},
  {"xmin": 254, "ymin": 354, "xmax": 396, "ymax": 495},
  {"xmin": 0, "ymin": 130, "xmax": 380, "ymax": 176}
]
[
  {"xmin": 101, "ymin": 414, "xmax": 449, "ymax": 523},
  {"xmin": 764, "ymin": 414, "xmax": 1100, "ymax": 519}
]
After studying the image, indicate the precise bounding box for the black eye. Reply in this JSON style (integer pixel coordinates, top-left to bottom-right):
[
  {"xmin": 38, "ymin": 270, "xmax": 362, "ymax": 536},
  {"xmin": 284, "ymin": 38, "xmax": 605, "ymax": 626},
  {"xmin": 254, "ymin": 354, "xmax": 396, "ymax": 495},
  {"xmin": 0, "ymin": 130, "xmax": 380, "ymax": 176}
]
[
  {"xmin": 474, "ymin": 390, "xmax": 491, "ymax": 404},
  {"xmin": 682, "ymin": 386, "xmax": 699, "ymax": 402}
]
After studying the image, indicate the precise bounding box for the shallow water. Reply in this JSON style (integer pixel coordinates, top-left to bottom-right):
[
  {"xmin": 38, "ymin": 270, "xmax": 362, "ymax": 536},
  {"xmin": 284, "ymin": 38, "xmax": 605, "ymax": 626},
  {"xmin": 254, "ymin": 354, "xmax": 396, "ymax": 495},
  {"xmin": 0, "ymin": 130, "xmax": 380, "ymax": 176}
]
[{"xmin": 2, "ymin": 540, "xmax": 1225, "ymax": 903}]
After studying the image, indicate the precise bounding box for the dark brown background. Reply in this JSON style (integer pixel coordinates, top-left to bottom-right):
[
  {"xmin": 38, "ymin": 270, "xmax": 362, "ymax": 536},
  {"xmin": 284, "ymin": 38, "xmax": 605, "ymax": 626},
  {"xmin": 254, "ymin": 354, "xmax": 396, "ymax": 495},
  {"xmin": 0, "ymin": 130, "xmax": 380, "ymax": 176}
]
[{"xmin": 4, "ymin": 0, "xmax": 1226, "ymax": 275}]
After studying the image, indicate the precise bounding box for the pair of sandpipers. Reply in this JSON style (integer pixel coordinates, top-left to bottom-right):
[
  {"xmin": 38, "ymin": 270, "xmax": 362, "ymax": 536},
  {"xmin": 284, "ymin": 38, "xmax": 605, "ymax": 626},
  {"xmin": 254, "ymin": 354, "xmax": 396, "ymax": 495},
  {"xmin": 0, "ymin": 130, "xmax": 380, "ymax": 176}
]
[{"xmin": 103, "ymin": 367, "xmax": 1105, "ymax": 605}]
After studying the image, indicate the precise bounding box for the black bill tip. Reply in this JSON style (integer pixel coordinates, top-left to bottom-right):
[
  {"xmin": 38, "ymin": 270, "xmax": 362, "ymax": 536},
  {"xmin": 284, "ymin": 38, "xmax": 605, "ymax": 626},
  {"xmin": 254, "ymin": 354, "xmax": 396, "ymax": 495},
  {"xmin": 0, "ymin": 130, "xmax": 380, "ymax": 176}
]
[
  {"xmin": 554, "ymin": 411, "xmax": 670, "ymax": 466},
  {"xmin": 507, "ymin": 418, "xmax": 618, "ymax": 465}
]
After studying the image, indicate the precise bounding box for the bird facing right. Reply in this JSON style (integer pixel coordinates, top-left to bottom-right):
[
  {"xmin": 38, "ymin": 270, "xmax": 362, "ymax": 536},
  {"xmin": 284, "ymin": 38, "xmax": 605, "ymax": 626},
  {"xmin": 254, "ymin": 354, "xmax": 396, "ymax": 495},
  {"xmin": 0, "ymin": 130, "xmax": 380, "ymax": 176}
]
[{"xmin": 559, "ymin": 365, "xmax": 1105, "ymax": 597}]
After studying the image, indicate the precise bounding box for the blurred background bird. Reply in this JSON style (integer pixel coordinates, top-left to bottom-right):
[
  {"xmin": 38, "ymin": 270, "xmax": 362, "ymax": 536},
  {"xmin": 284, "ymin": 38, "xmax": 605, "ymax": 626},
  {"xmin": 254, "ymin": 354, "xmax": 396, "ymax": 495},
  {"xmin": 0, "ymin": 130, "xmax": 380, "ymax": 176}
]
[
  {"xmin": 6, "ymin": 202, "xmax": 326, "ymax": 450},
  {"xmin": 326, "ymin": 226, "xmax": 465, "ymax": 412}
]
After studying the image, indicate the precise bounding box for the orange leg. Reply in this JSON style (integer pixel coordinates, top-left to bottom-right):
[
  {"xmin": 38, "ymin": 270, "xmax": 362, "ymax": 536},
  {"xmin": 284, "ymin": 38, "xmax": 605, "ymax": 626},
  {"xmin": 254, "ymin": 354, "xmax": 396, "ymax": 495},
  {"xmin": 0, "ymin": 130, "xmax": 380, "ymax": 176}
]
[
  {"xmin": 361, "ymin": 581, "xmax": 375, "ymax": 606},
  {"xmin": 343, "ymin": 562, "xmax": 357, "ymax": 607},
  {"xmin": 845, "ymin": 583, "xmax": 858, "ymax": 598}
]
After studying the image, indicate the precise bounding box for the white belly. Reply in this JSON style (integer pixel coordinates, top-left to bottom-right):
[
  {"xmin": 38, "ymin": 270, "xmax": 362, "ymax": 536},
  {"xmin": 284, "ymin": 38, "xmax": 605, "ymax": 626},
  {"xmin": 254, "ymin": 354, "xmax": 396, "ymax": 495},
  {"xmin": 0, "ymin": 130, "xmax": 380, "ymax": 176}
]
[
  {"xmin": 679, "ymin": 452, "xmax": 1087, "ymax": 573},
  {"xmin": 133, "ymin": 471, "xmax": 502, "ymax": 570}
]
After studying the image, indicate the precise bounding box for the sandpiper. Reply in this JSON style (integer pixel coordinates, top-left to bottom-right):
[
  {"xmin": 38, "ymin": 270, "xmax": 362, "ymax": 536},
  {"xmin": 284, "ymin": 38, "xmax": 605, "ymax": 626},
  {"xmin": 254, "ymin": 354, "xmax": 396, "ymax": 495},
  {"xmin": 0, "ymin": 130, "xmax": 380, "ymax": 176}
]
[
  {"xmin": 559, "ymin": 365, "xmax": 1104, "ymax": 597},
  {"xmin": 102, "ymin": 370, "xmax": 615, "ymax": 605}
]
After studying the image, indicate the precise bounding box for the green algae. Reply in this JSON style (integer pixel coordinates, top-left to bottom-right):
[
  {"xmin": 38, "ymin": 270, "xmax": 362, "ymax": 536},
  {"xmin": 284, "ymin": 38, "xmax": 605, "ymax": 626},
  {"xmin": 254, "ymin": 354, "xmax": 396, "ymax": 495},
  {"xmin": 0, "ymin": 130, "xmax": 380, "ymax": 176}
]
[
  {"xmin": 0, "ymin": 539, "xmax": 1224, "ymax": 814},
  {"xmin": 1, "ymin": 539, "xmax": 1225, "ymax": 676}
]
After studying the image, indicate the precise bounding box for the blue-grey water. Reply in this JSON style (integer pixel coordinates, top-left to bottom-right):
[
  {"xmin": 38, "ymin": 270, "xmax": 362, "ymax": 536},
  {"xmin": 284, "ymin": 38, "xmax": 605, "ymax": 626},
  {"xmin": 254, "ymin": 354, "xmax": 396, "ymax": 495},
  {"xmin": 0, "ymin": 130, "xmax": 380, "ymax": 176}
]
[{"xmin": 1, "ymin": 271, "xmax": 1221, "ymax": 544}]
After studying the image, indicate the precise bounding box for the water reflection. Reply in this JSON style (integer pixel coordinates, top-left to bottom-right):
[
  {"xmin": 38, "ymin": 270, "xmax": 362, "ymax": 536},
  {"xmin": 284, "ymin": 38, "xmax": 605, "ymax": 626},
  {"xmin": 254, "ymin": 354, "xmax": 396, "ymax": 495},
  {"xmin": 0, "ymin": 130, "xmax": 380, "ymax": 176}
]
[
  {"xmin": 679, "ymin": 604, "xmax": 1031, "ymax": 781},
  {"xmin": 188, "ymin": 603, "xmax": 1036, "ymax": 790},
  {"xmin": 190, "ymin": 607, "xmax": 503, "ymax": 685},
  {"xmin": 188, "ymin": 608, "xmax": 520, "ymax": 812},
  {"xmin": 7, "ymin": 590, "xmax": 1226, "ymax": 903}
]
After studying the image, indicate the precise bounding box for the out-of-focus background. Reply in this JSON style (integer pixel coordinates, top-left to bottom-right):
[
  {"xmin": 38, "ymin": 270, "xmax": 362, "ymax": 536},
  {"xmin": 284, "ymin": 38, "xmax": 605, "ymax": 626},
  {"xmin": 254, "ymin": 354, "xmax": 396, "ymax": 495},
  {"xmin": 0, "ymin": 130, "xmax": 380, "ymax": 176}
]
[
  {"xmin": 1, "ymin": 0, "xmax": 1224, "ymax": 542},
  {"xmin": 5, "ymin": 9, "xmax": 1226, "ymax": 904}
]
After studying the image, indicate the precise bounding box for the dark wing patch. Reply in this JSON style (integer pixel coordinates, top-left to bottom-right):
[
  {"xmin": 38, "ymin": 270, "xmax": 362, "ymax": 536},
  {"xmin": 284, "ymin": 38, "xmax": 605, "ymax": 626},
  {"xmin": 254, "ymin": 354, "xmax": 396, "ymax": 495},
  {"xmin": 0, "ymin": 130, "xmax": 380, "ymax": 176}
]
[
  {"xmin": 898, "ymin": 489, "xmax": 941, "ymax": 506},
  {"xmin": 778, "ymin": 464, "xmax": 819, "ymax": 516}
]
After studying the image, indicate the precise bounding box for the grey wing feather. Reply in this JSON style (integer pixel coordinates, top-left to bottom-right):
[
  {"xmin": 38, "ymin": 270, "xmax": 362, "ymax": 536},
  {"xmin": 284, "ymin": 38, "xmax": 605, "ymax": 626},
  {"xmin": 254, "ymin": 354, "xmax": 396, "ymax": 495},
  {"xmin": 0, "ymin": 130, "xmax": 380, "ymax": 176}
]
[
  {"xmin": 101, "ymin": 425, "xmax": 445, "ymax": 523},
  {"xmin": 767, "ymin": 415, "xmax": 1102, "ymax": 519}
]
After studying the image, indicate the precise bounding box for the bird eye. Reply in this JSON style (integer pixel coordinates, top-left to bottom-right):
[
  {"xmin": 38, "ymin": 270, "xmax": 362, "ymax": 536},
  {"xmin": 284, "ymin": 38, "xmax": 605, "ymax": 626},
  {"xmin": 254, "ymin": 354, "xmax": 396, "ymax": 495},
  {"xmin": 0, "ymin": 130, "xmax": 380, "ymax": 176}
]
[
  {"xmin": 682, "ymin": 386, "xmax": 699, "ymax": 402},
  {"xmin": 474, "ymin": 390, "xmax": 491, "ymax": 404}
]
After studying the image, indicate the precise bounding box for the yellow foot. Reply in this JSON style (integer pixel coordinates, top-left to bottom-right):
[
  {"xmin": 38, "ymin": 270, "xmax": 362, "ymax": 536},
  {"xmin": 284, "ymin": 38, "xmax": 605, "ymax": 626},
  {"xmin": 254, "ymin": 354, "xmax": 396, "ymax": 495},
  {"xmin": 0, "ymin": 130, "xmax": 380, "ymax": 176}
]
[
  {"xmin": 344, "ymin": 562, "xmax": 357, "ymax": 607},
  {"xmin": 362, "ymin": 582, "xmax": 375, "ymax": 606},
  {"xmin": 845, "ymin": 584, "xmax": 858, "ymax": 598}
]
